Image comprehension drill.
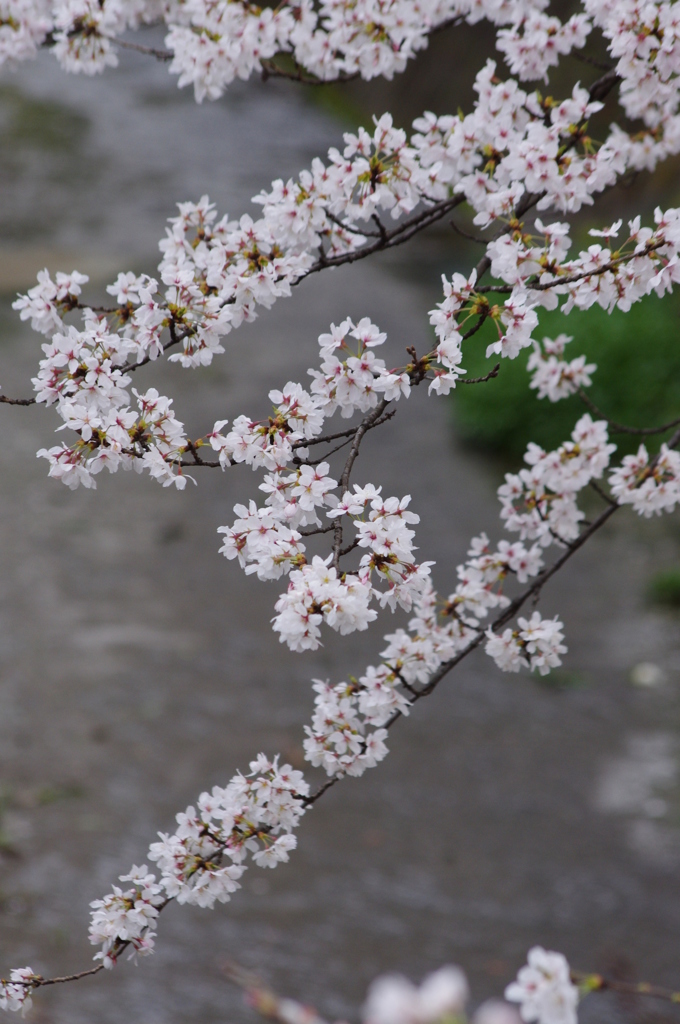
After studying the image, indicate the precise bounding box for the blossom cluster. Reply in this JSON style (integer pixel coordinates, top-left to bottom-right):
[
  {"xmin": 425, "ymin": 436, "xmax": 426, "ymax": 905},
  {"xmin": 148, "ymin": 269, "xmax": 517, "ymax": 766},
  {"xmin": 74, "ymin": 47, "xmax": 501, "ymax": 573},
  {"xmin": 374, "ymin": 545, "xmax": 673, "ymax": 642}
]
[
  {"xmin": 5, "ymin": 0, "xmax": 680, "ymax": 1011},
  {"xmin": 497, "ymin": 413, "xmax": 615, "ymax": 546},
  {"xmin": 485, "ymin": 611, "xmax": 566, "ymax": 675},
  {"xmin": 6, "ymin": 0, "xmax": 680, "ymax": 150},
  {"xmin": 484, "ymin": 212, "xmax": 680, "ymax": 325},
  {"xmin": 88, "ymin": 755, "xmax": 307, "ymax": 968},
  {"xmin": 527, "ymin": 335, "xmax": 596, "ymax": 403},
  {"xmin": 212, "ymin": 317, "xmax": 445, "ymax": 652},
  {"xmin": 302, "ymin": 408, "xmax": 618, "ymax": 778},
  {"xmin": 0, "ymin": 0, "xmax": 590, "ymax": 100},
  {"xmin": 432, "ymin": 210, "xmax": 680, "ymax": 395},
  {"xmin": 0, "ymin": 970, "xmax": 37, "ymax": 1016},
  {"xmin": 610, "ymin": 442, "xmax": 680, "ymax": 516},
  {"xmin": 12, "ymin": 38, "xmax": 680, "ymax": 497},
  {"xmin": 586, "ymin": 0, "xmax": 680, "ymax": 127},
  {"xmin": 16, "ymin": 77, "xmax": 678, "ymax": 495}
]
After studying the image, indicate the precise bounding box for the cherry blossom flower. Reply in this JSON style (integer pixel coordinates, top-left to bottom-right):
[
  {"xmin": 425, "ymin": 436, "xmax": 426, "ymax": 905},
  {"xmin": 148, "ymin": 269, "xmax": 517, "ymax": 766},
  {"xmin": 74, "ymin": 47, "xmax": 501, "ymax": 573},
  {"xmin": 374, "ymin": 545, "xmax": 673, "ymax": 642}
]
[{"xmin": 505, "ymin": 947, "xmax": 578, "ymax": 1024}]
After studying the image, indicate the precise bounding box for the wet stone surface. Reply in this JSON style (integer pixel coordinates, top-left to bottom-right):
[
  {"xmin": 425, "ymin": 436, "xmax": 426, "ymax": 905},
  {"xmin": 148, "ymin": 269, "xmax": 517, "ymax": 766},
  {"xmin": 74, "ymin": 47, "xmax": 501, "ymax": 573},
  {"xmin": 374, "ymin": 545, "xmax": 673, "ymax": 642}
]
[{"xmin": 1, "ymin": 46, "xmax": 680, "ymax": 1024}]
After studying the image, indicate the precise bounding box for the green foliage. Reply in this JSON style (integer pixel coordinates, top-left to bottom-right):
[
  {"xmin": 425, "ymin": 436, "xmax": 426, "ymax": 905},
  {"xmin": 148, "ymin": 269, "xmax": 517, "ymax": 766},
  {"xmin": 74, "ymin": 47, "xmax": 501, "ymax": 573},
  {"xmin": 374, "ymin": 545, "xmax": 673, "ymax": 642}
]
[
  {"xmin": 648, "ymin": 567, "xmax": 680, "ymax": 608},
  {"xmin": 452, "ymin": 291, "xmax": 680, "ymax": 459}
]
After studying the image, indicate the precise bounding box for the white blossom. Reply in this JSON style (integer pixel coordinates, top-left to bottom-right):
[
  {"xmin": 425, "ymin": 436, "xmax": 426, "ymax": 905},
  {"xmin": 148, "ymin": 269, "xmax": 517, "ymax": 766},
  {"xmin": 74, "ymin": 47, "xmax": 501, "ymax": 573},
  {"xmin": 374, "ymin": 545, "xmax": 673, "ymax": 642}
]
[
  {"xmin": 505, "ymin": 947, "xmax": 578, "ymax": 1024},
  {"xmin": 363, "ymin": 966, "xmax": 469, "ymax": 1024}
]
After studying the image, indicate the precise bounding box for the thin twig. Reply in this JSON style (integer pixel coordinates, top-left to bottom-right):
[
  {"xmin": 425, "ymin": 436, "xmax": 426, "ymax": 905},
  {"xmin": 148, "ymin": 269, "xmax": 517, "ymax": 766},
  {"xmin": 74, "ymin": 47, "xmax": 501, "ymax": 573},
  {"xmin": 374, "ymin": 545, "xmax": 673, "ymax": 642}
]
[
  {"xmin": 450, "ymin": 218, "xmax": 488, "ymax": 245},
  {"xmin": 572, "ymin": 972, "xmax": 680, "ymax": 1004},
  {"xmin": 577, "ymin": 387, "xmax": 680, "ymax": 435},
  {"xmin": 330, "ymin": 399, "xmax": 389, "ymax": 570},
  {"xmin": 461, "ymin": 311, "xmax": 490, "ymax": 341},
  {"xmin": 477, "ymin": 239, "xmax": 665, "ymax": 296},
  {"xmin": 457, "ymin": 363, "xmax": 500, "ymax": 384},
  {"xmin": 306, "ymin": 196, "xmax": 466, "ymax": 278},
  {"xmin": 293, "ymin": 426, "xmax": 359, "ymax": 449},
  {"xmin": 589, "ymin": 478, "xmax": 617, "ymax": 507},
  {"xmin": 325, "ymin": 210, "xmax": 379, "ymax": 239},
  {"xmin": 115, "ymin": 39, "xmax": 173, "ymax": 60},
  {"xmin": 178, "ymin": 458, "xmax": 221, "ymax": 468},
  {"xmin": 299, "ymin": 524, "xmax": 335, "ymax": 537},
  {"xmin": 570, "ymin": 52, "xmax": 616, "ymax": 73},
  {"xmin": 301, "ymin": 437, "xmax": 353, "ymax": 465},
  {"xmin": 261, "ymin": 58, "xmax": 359, "ymax": 86}
]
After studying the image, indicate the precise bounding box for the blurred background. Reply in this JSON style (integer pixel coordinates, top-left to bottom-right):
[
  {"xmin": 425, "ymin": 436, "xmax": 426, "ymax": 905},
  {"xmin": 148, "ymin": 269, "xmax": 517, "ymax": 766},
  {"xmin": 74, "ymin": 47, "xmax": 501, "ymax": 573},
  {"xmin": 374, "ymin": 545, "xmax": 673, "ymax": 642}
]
[{"xmin": 1, "ymin": 26, "xmax": 680, "ymax": 1024}]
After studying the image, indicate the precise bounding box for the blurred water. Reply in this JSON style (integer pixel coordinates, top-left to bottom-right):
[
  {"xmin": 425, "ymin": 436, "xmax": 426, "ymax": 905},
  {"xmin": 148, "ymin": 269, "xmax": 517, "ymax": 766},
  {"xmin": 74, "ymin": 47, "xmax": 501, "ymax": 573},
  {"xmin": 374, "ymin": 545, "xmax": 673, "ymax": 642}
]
[{"xmin": 1, "ymin": 45, "xmax": 680, "ymax": 1024}]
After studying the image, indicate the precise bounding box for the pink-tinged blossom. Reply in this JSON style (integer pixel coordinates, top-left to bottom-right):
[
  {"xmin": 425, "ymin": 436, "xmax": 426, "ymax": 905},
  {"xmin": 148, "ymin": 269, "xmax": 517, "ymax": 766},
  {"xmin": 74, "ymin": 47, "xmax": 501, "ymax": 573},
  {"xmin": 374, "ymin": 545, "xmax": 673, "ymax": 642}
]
[
  {"xmin": 272, "ymin": 556, "xmax": 377, "ymax": 651},
  {"xmin": 505, "ymin": 947, "xmax": 578, "ymax": 1024},
  {"xmin": 498, "ymin": 415, "xmax": 615, "ymax": 546},
  {"xmin": 527, "ymin": 335, "xmax": 596, "ymax": 402},
  {"xmin": 473, "ymin": 1001, "xmax": 523, "ymax": 1024},
  {"xmin": 89, "ymin": 866, "xmax": 164, "ymax": 968},
  {"xmin": 12, "ymin": 268, "xmax": 88, "ymax": 335},
  {"xmin": 303, "ymin": 679, "xmax": 390, "ymax": 777},
  {"xmin": 363, "ymin": 966, "xmax": 469, "ymax": 1024},
  {"xmin": 130, "ymin": 756, "xmax": 306, "ymax": 918},
  {"xmin": 0, "ymin": 968, "xmax": 38, "ymax": 1015},
  {"xmin": 218, "ymin": 501, "xmax": 305, "ymax": 581},
  {"xmin": 485, "ymin": 614, "xmax": 567, "ymax": 675},
  {"xmin": 609, "ymin": 443, "xmax": 680, "ymax": 516}
]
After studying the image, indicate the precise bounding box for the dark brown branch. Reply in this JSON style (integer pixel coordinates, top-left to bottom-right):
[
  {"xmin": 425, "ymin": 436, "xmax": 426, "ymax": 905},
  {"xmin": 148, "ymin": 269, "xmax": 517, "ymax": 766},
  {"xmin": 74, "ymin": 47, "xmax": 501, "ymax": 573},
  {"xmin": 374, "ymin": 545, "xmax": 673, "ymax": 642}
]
[
  {"xmin": 299, "ymin": 524, "xmax": 335, "ymax": 537},
  {"xmin": 178, "ymin": 458, "xmax": 221, "ymax": 468},
  {"xmin": 298, "ymin": 437, "xmax": 354, "ymax": 465},
  {"xmin": 457, "ymin": 362, "xmax": 500, "ymax": 384},
  {"xmin": 120, "ymin": 333, "xmax": 183, "ymax": 375},
  {"xmin": 387, "ymin": 664, "xmax": 420, "ymax": 698},
  {"xmin": 0, "ymin": 395, "xmax": 36, "ymax": 406},
  {"xmin": 589, "ymin": 478, "xmax": 617, "ymax": 507},
  {"xmin": 570, "ymin": 51, "xmax": 616, "ymax": 72},
  {"xmin": 340, "ymin": 399, "xmax": 389, "ymax": 494},
  {"xmin": 2, "ymin": 964, "xmax": 106, "ymax": 990},
  {"xmin": 325, "ymin": 210, "xmax": 380, "ymax": 238},
  {"xmin": 293, "ymin": 426, "xmax": 359, "ymax": 449},
  {"xmin": 450, "ymin": 218, "xmax": 488, "ymax": 245},
  {"xmin": 306, "ymin": 196, "xmax": 466, "ymax": 278},
  {"xmin": 461, "ymin": 312, "xmax": 490, "ymax": 341},
  {"xmin": 339, "ymin": 537, "xmax": 360, "ymax": 557},
  {"xmin": 261, "ymin": 58, "xmax": 359, "ymax": 86},
  {"xmin": 327, "ymin": 399, "xmax": 390, "ymax": 570},
  {"xmin": 302, "ymin": 774, "xmax": 340, "ymax": 808},
  {"xmin": 371, "ymin": 214, "xmax": 389, "ymax": 245},
  {"xmin": 588, "ymin": 67, "xmax": 621, "ymax": 103}
]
